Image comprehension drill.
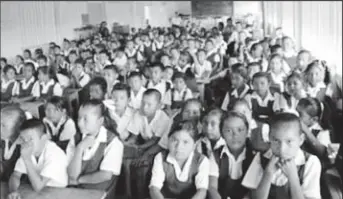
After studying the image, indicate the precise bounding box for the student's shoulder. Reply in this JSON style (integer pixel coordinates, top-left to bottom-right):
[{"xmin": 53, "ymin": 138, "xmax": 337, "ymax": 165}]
[
  {"xmin": 304, "ymin": 151, "xmax": 322, "ymax": 171},
  {"xmin": 44, "ymin": 141, "xmax": 67, "ymax": 159}
]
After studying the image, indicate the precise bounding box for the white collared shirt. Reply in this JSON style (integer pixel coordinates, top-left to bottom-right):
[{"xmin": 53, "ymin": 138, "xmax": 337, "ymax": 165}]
[
  {"xmin": 107, "ymin": 106, "xmax": 136, "ymax": 141},
  {"xmin": 309, "ymin": 122, "xmax": 331, "ymax": 147},
  {"xmin": 175, "ymin": 64, "xmax": 191, "ymax": 73},
  {"xmin": 146, "ymin": 80, "xmax": 169, "ymax": 99},
  {"xmin": 221, "ymin": 84, "xmax": 250, "ymax": 111},
  {"xmin": 149, "ymin": 151, "xmax": 209, "ymax": 190},
  {"xmin": 43, "ymin": 116, "xmax": 76, "ymax": 141},
  {"xmin": 196, "ymin": 137, "xmax": 226, "ymax": 155},
  {"xmin": 32, "ymin": 79, "xmax": 63, "ymax": 98},
  {"xmin": 129, "ymin": 87, "xmax": 146, "ymax": 110},
  {"xmin": 242, "ymin": 149, "xmax": 322, "ymax": 199},
  {"xmin": 113, "ymin": 55, "xmax": 127, "ymax": 68},
  {"xmin": 14, "ymin": 64, "xmax": 24, "ymax": 74},
  {"xmin": 14, "ymin": 141, "xmax": 68, "ymax": 187},
  {"xmin": 78, "ymin": 72, "xmax": 91, "ymax": 88},
  {"xmin": 270, "ymin": 71, "xmax": 286, "ymax": 92},
  {"xmin": 209, "ymin": 146, "xmax": 247, "ymax": 180},
  {"xmin": 1, "ymin": 79, "xmax": 18, "ymax": 96},
  {"xmin": 19, "ymin": 76, "xmax": 36, "ymax": 90},
  {"xmin": 306, "ymin": 82, "xmax": 327, "ymax": 98},
  {"xmin": 193, "ymin": 60, "xmax": 212, "ymax": 79},
  {"xmin": 273, "ymin": 90, "xmax": 307, "ymax": 115},
  {"xmin": 244, "ymin": 91, "xmax": 277, "ymax": 109},
  {"xmin": 163, "ymin": 87, "xmax": 193, "ymax": 106},
  {"xmin": 206, "ymin": 50, "xmax": 220, "ymax": 63}
]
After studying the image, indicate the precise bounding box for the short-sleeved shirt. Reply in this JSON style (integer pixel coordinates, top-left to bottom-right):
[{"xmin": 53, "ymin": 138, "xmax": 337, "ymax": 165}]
[
  {"xmin": 1, "ymin": 79, "xmax": 18, "ymax": 97},
  {"xmin": 149, "ymin": 151, "xmax": 209, "ymax": 190},
  {"xmin": 78, "ymin": 72, "xmax": 91, "ymax": 88},
  {"xmin": 43, "ymin": 116, "xmax": 76, "ymax": 141},
  {"xmin": 14, "ymin": 141, "xmax": 68, "ymax": 187},
  {"xmin": 193, "ymin": 60, "xmax": 212, "ymax": 79},
  {"xmin": 146, "ymin": 80, "xmax": 169, "ymax": 100},
  {"xmin": 163, "ymin": 87, "xmax": 193, "ymax": 106},
  {"xmin": 32, "ymin": 79, "xmax": 63, "ymax": 98},
  {"xmin": 309, "ymin": 122, "xmax": 331, "ymax": 147},
  {"xmin": 14, "ymin": 77, "xmax": 36, "ymax": 96},
  {"xmin": 241, "ymin": 149, "xmax": 322, "ymax": 199},
  {"xmin": 129, "ymin": 87, "xmax": 146, "ymax": 110},
  {"xmin": 107, "ymin": 106, "xmax": 136, "ymax": 141},
  {"xmin": 127, "ymin": 110, "xmax": 172, "ymax": 141}
]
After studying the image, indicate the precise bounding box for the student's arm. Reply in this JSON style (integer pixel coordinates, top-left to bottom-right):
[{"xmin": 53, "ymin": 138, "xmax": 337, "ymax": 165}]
[
  {"xmin": 78, "ymin": 170, "xmax": 114, "ymax": 184},
  {"xmin": 149, "ymin": 153, "xmax": 165, "ymax": 199},
  {"xmin": 280, "ymin": 159, "xmax": 305, "ymax": 199},
  {"xmin": 301, "ymin": 122, "xmax": 327, "ymax": 158},
  {"xmin": 8, "ymin": 171, "xmax": 23, "ymax": 193},
  {"xmin": 192, "ymin": 157, "xmax": 209, "ymax": 199},
  {"xmin": 208, "ymin": 176, "xmax": 221, "ymax": 199},
  {"xmin": 149, "ymin": 187, "xmax": 165, "ymax": 199},
  {"xmin": 139, "ymin": 137, "xmax": 160, "ymax": 152},
  {"xmin": 125, "ymin": 134, "xmax": 138, "ymax": 145},
  {"xmin": 191, "ymin": 189, "xmax": 207, "ymax": 199},
  {"xmin": 22, "ymin": 155, "xmax": 50, "ymax": 192}
]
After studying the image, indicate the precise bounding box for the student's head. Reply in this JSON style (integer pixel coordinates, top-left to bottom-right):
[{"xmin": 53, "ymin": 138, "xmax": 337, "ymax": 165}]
[
  {"xmin": 160, "ymin": 54, "xmax": 171, "ymax": 67},
  {"xmin": 268, "ymin": 53, "xmax": 283, "ymax": 74},
  {"xmin": 3, "ymin": 65, "xmax": 16, "ymax": 81},
  {"xmin": 221, "ymin": 111, "xmax": 249, "ymax": 152},
  {"xmin": 238, "ymin": 31, "xmax": 247, "ymax": 44},
  {"xmin": 170, "ymin": 48, "xmax": 180, "ymax": 59},
  {"xmin": 23, "ymin": 49, "xmax": 32, "ymax": 60},
  {"xmin": 141, "ymin": 89, "xmax": 161, "ymax": 117},
  {"xmin": 103, "ymin": 65, "xmax": 119, "ymax": 85},
  {"xmin": 230, "ymin": 63, "xmax": 247, "ymax": 89},
  {"xmin": 269, "ymin": 113, "xmax": 304, "ymax": 160},
  {"xmin": 1, "ymin": 106, "xmax": 26, "ymax": 141},
  {"xmin": 68, "ymin": 50, "xmax": 78, "ymax": 64},
  {"xmin": 270, "ymin": 44, "xmax": 283, "ymax": 56},
  {"xmin": 72, "ymin": 59, "xmax": 85, "ymax": 77},
  {"xmin": 128, "ymin": 71, "xmax": 143, "ymax": 92},
  {"xmin": 88, "ymin": 77, "xmax": 107, "ymax": 100},
  {"xmin": 78, "ymin": 100, "xmax": 105, "ymax": 136},
  {"xmin": 111, "ymin": 83, "xmax": 130, "ymax": 112},
  {"xmin": 19, "ymin": 119, "xmax": 48, "ymax": 156},
  {"xmin": 188, "ymin": 39, "xmax": 196, "ymax": 49},
  {"xmin": 247, "ymin": 62, "xmax": 262, "ymax": 81},
  {"xmin": 37, "ymin": 66, "xmax": 53, "ymax": 82},
  {"xmin": 250, "ymin": 42, "xmax": 263, "ymax": 58},
  {"xmin": 252, "ymin": 72, "xmax": 271, "ymax": 96},
  {"xmin": 150, "ymin": 63, "xmax": 164, "ymax": 83},
  {"xmin": 232, "ymin": 99, "xmax": 252, "ymax": 121},
  {"xmin": 282, "ymin": 36, "xmax": 294, "ymax": 51},
  {"xmin": 22, "ymin": 62, "xmax": 35, "ymax": 80},
  {"xmin": 178, "ymin": 51, "xmax": 191, "ymax": 67},
  {"xmin": 37, "ymin": 55, "xmax": 48, "ymax": 67},
  {"xmin": 34, "ymin": 48, "xmax": 43, "ymax": 59},
  {"xmin": 181, "ymin": 98, "xmax": 202, "ymax": 121},
  {"xmin": 296, "ymin": 97, "xmax": 326, "ymax": 128},
  {"xmin": 286, "ymin": 72, "xmax": 305, "ymax": 96},
  {"xmin": 15, "ymin": 55, "xmax": 24, "ymax": 65},
  {"xmin": 163, "ymin": 66, "xmax": 174, "ymax": 81},
  {"xmin": 305, "ymin": 60, "xmax": 328, "ymax": 87},
  {"xmin": 0, "ymin": 57, "xmax": 7, "ymax": 68},
  {"xmin": 172, "ymin": 72, "xmax": 187, "ymax": 91},
  {"xmin": 202, "ymin": 108, "xmax": 224, "ymax": 141},
  {"xmin": 197, "ymin": 49, "xmax": 206, "ymax": 62},
  {"xmin": 296, "ymin": 50, "xmax": 312, "ymax": 72},
  {"xmin": 54, "ymin": 45, "xmax": 61, "ymax": 55},
  {"xmin": 205, "ymin": 39, "xmax": 214, "ymax": 52},
  {"xmin": 168, "ymin": 120, "xmax": 199, "ymax": 160},
  {"xmin": 45, "ymin": 96, "xmax": 68, "ymax": 124}
]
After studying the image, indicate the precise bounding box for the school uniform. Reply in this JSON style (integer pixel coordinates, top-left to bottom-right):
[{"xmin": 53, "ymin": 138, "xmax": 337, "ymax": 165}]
[
  {"xmin": 273, "ymin": 90, "xmax": 307, "ymax": 115},
  {"xmin": 43, "ymin": 116, "xmax": 76, "ymax": 152},
  {"xmin": 152, "ymin": 41, "xmax": 164, "ymax": 52},
  {"xmin": 269, "ymin": 72, "xmax": 286, "ymax": 94},
  {"xmin": 113, "ymin": 56, "xmax": 127, "ymax": 68},
  {"xmin": 14, "ymin": 64, "xmax": 24, "ymax": 75},
  {"xmin": 244, "ymin": 91, "xmax": 278, "ymax": 124},
  {"xmin": 107, "ymin": 106, "xmax": 136, "ymax": 141},
  {"xmin": 1, "ymin": 139, "xmax": 20, "ymax": 182},
  {"xmin": 129, "ymin": 87, "xmax": 146, "ymax": 110},
  {"xmin": 15, "ymin": 77, "xmax": 36, "ymax": 98},
  {"xmin": 302, "ymin": 122, "xmax": 331, "ymax": 157},
  {"xmin": 67, "ymin": 126, "xmax": 124, "ymax": 190},
  {"xmin": 14, "ymin": 140, "xmax": 68, "ymax": 187},
  {"xmin": 242, "ymin": 149, "xmax": 322, "ymax": 199},
  {"xmin": 210, "ymin": 144, "xmax": 254, "ymax": 199},
  {"xmin": 196, "ymin": 137, "xmax": 226, "ymax": 157},
  {"xmin": 306, "ymin": 82, "xmax": 328, "ymax": 102},
  {"xmin": 1, "ymin": 79, "xmax": 18, "ymax": 102},
  {"xmin": 24, "ymin": 60, "xmax": 39, "ymax": 70},
  {"xmin": 145, "ymin": 80, "xmax": 171, "ymax": 100},
  {"xmin": 143, "ymin": 42, "xmax": 154, "ymax": 61},
  {"xmin": 283, "ymin": 51, "xmax": 297, "ymax": 68},
  {"xmin": 221, "ymin": 84, "xmax": 250, "ymax": 111},
  {"xmin": 163, "ymin": 87, "xmax": 193, "ymax": 109},
  {"xmin": 249, "ymin": 119, "xmax": 271, "ymax": 153},
  {"xmin": 105, "ymin": 80, "xmax": 120, "ymax": 99},
  {"xmin": 193, "ymin": 60, "xmax": 212, "ymax": 79},
  {"xmin": 32, "ymin": 79, "xmax": 63, "ymax": 99},
  {"xmin": 77, "ymin": 72, "xmax": 91, "ymax": 88},
  {"xmin": 206, "ymin": 49, "xmax": 221, "ymax": 69},
  {"xmin": 175, "ymin": 64, "xmax": 192, "ymax": 74},
  {"xmin": 149, "ymin": 150, "xmax": 209, "ymax": 198}
]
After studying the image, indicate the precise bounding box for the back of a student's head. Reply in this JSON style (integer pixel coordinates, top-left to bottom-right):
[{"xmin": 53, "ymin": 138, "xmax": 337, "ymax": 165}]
[
  {"xmin": 1, "ymin": 105, "xmax": 26, "ymax": 141},
  {"xmin": 88, "ymin": 77, "xmax": 107, "ymax": 100},
  {"xmin": 19, "ymin": 119, "xmax": 47, "ymax": 145}
]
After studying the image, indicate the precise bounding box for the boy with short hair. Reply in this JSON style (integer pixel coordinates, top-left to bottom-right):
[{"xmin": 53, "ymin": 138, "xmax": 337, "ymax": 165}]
[
  {"xmin": 127, "ymin": 71, "xmax": 146, "ymax": 110},
  {"xmin": 102, "ymin": 65, "xmax": 120, "ymax": 99},
  {"xmin": 8, "ymin": 119, "xmax": 68, "ymax": 198},
  {"xmin": 242, "ymin": 113, "xmax": 322, "ymax": 199},
  {"xmin": 67, "ymin": 100, "xmax": 124, "ymax": 190},
  {"xmin": 71, "ymin": 58, "xmax": 91, "ymax": 88},
  {"xmin": 145, "ymin": 63, "xmax": 171, "ymax": 100}
]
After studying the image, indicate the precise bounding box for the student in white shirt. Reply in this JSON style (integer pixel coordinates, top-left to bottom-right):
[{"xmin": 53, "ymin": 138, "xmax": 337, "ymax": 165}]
[
  {"xmin": 242, "ymin": 113, "xmax": 322, "ymax": 199},
  {"xmin": 32, "ymin": 66, "xmax": 63, "ymax": 100},
  {"xmin": 67, "ymin": 100, "xmax": 123, "ymax": 190},
  {"xmin": 128, "ymin": 71, "xmax": 146, "ymax": 110},
  {"xmin": 149, "ymin": 120, "xmax": 209, "ymax": 199},
  {"xmin": 71, "ymin": 59, "xmax": 91, "ymax": 88},
  {"xmin": 146, "ymin": 63, "xmax": 171, "ymax": 100},
  {"xmin": 1, "ymin": 65, "xmax": 18, "ymax": 102},
  {"xmin": 8, "ymin": 119, "xmax": 68, "ymax": 199},
  {"xmin": 192, "ymin": 49, "xmax": 212, "ymax": 79},
  {"xmin": 102, "ymin": 65, "xmax": 120, "ymax": 99},
  {"xmin": 268, "ymin": 54, "xmax": 288, "ymax": 93}
]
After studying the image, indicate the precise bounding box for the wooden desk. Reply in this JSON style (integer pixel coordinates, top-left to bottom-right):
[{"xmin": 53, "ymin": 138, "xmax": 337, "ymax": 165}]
[{"xmin": 1, "ymin": 182, "xmax": 106, "ymax": 199}]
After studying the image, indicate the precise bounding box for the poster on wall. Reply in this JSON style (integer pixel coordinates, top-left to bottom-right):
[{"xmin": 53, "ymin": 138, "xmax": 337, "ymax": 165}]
[{"xmin": 191, "ymin": 1, "xmax": 233, "ymax": 18}]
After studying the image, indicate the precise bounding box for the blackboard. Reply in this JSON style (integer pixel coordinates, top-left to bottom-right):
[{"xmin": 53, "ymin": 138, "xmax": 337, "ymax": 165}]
[{"xmin": 191, "ymin": 1, "xmax": 233, "ymax": 18}]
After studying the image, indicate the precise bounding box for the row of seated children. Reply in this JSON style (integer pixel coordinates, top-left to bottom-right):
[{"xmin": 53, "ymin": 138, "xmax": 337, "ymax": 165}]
[{"xmin": 2, "ymin": 93, "xmax": 340, "ymax": 199}]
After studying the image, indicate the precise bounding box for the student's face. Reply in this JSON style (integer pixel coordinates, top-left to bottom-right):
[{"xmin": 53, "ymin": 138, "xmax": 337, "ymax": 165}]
[
  {"xmin": 230, "ymin": 73, "xmax": 245, "ymax": 89},
  {"xmin": 203, "ymin": 115, "xmax": 221, "ymax": 141},
  {"xmin": 307, "ymin": 66, "xmax": 323, "ymax": 87},
  {"xmin": 197, "ymin": 51, "xmax": 206, "ymax": 62},
  {"xmin": 297, "ymin": 53, "xmax": 311, "ymax": 71},
  {"xmin": 23, "ymin": 51, "xmax": 30, "ymax": 59},
  {"xmin": 253, "ymin": 77, "xmax": 270, "ymax": 96},
  {"xmin": 248, "ymin": 65, "xmax": 261, "ymax": 80},
  {"xmin": 297, "ymin": 107, "xmax": 315, "ymax": 127},
  {"xmin": 69, "ymin": 54, "xmax": 77, "ymax": 64},
  {"xmin": 287, "ymin": 77, "xmax": 303, "ymax": 96},
  {"xmin": 182, "ymin": 102, "xmax": 201, "ymax": 121},
  {"xmin": 37, "ymin": 59, "xmax": 46, "ymax": 67},
  {"xmin": 38, "ymin": 71, "xmax": 48, "ymax": 82},
  {"xmin": 233, "ymin": 103, "xmax": 252, "ymax": 121},
  {"xmin": 205, "ymin": 42, "xmax": 213, "ymax": 52},
  {"xmin": 99, "ymin": 53, "xmax": 108, "ymax": 63},
  {"xmin": 112, "ymin": 90, "xmax": 129, "ymax": 112},
  {"xmin": 19, "ymin": 129, "xmax": 43, "ymax": 155},
  {"xmin": 151, "ymin": 67, "xmax": 162, "ymax": 83},
  {"xmin": 170, "ymin": 49, "xmax": 179, "ymax": 58},
  {"xmin": 173, "ymin": 78, "xmax": 186, "ymax": 92},
  {"xmin": 168, "ymin": 130, "xmax": 195, "ymax": 160},
  {"xmin": 15, "ymin": 56, "xmax": 23, "ymax": 65},
  {"xmin": 161, "ymin": 56, "xmax": 171, "ymax": 67},
  {"xmin": 270, "ymin": 57, "xmax": 282, "ymax": 73},
  {"xmin": 164, "ymin": 68, "xmax": 174, "ymax": 81},
  {"xmin": 54, "ymin": 48, "xmax": 61, "ymax": 55},
  {"xmin": 0, "ymin": 114, "xmax": 15, "ymax": 140},
  {"xmin": 188, "ymin": 40, "xmax": 195, "ymax": 49},
  {"xmin": 6, "ymin": 69, "xmax": 16, "ymax": 80},
  {"xmin": 78, "ymin": 106, "xmax": 103, "ymax": 136},
  {"xmin": 141, "ymin": 94, "xmax": 160, "ymax": 117},
  {"xmin": 89, "ymin": 84, "xmax": 105, "ymax": 100},
  {"xmin": 178, "ymin": 55, "xmax": 188, "ymax": 67},
  {"xmin": 127, "ymin": 41, "xmax": 134, "ymax": 49},
  {"xmin": 269, "ymin": 122, "xmax": 304, "ymax": 160},
  {"xmin": 0, "ymin": 61, "xmax": 6, "ymax": 68},
  {"xmin": 45, "ymin": 103, "xmax": 64, "ymax": 124},
  {"xmin": 128, "ymin": 76, "xmax": 142, "ymax": 92},
  {"xmin": 252, "ymin": 45, "xmax": 263, "ymax": 58},
  {"xmin": 222, "ymin": 117, "xmax": 248, "ymax": 151},
  {"xmin": 283, "ymin": 38, "xmax": 293, "ymax": 51},
  {"xmin": 103, "ymin": 70, "xmax": 118, "ymax": 85}
]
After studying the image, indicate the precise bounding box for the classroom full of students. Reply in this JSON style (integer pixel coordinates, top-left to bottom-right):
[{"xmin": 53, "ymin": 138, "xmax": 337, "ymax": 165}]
[{"xmin": 0, "ymin": 17, "xmax": 342, "ymax": 199}]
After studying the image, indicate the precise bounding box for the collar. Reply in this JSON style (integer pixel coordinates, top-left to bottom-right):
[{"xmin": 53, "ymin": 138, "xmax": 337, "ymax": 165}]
[
  {"xmin": 201, "ymin": 137, "xmax": 226, "ymax": 150},
  {"xmin": 166, "ymin": 150, "xmax": 195, "ymax": 167},
  {"xmin": 232, "ymin": 84, "xmax": 250, "ymax": 98},
  {"xmin": 175, "ymin": 64, "xmax": 191, "ymax": 73},
  {"xmin": 270, "ymin": 71, "xmax": 286, "ymax": 82},
  {"xmin": 263, "ymin": 148, "xmax": 306, "ymax": 166},
  {"xmin": 220, "ymin": 145, "xmax": 246, "ymax": 161},
  {"xmin": 82, "ymin": 126, "xmax": 107, "ymax": 143},
  {"xmin": 43, "ymin": 115, "xmax": 67, "ymax": 129},
  {"xmin": 173, "ymin": 86, "xmax": 187, "ymax": 95},
  {"xmin": 1, "ymin": 79, "xmax": 16, "ymax": 88},
  {"xmin": 309, "ymin": 122, "xmax": 323, "ymax": 131},
  {"xmin": 251, "ymin": 91, "xmax": 275, "ymax": 104},
  {"xmin": 21, "ymin": 76, "xmax": 35, "ymax": 84},
  {"xmin": 40, "ymin": 79, "xmax": 55, "ymax": 87},
  {"xmin": 131, "ymin": 86, "xmax": 146, "ymax": 97}
]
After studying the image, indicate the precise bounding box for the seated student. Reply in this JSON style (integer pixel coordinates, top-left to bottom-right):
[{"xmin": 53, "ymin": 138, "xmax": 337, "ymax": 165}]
[
  {"xmin": 14, "ymin": 55, "xmax": 25, "ymax": 75},
  {"xmin": 197, "ymin": 108, "xmax": 226, "ymax": 157},
  {"xmin": 274, "ymin": 72, "xmax": 307, "ymax": 115},
  {"xmin": 95, "ymin": 50, "xmax": 112, "ymax": 73},
  {"xmin": 170, "ymin": 47, "xmax": 180, "ymax": 67},
  {"xmin": 0, "ymin": 106, "xmax": 26, "ymax": 182},
  {"xmin": 67, "ymin": 100, "xmax": 123, "ymax": 190},
  {"xmin": 127, "ymin": 71, "xmax": 146, "ymax": 110},
  {"xmin": 32, "ymin": 66, "xmax": 63, "ymax": 101},
  {"xmin": 244, "ymin": 72, "xmax": 279, "ymax": 124},
  {"xmin": 160, "ymin": 54, "xmax": 172, "ymax": 68},
  {"xmin": 205, "ymin": 39, "xmax": 221, "ymax": 73},
  {"xmin": 149, "ymin": 120, "xmax": 209, "ymax": 199},
  {"xmin": 295, "ymin": 50, "xmax": 312, "ymax": 73},
  {"xmin": 106, "ymin": 83, "xmax": 136, "ymax": 142},
  {"xmin": 208, "ymin": 111, "xmax": 254, "ymax": 199},
  {"xmin": 247, "ymin": 62, "xmax": 262, "ymax": 88},
  {"xmin": 282, "ymin": 36, "xmax": 298, "ymax": 68},
  {"xmin": 296, "ymin": 97, "xmax": 332, "ymax": 160},
  {"xmin": 192, "ymin": 49, "xmax": 212, "ymax": 80},
  {"xmin": 145, "ymin": 63, "xmax": 171, "ymax": 100},
  {"xmin": 67, "ymin": 50, "xmax": 78, "ymax": 71},
  {"xmin": 242, "ymin": 113, "xmax": 322, "ymax": 199},
  {"xmin": 163, "ymin": 65, "xmax": 174, "ymax": 86},
  {"xmin": 70, "ymin": 58, "xmax": 91, "ymax": 88},
  {"xmin": 221, "ymin": 63, "xmax": 250, "ymax": 111},
  {"xmin": 232, "ymin": 99, "xmax": 270, "ymax": 153},
  {"xmin": 36, "ymin": 55, "xmax": 49, "ymax": 68},
  {"xmin": 268, "ymin": 54, "xmax": 288, "ymax": 94},
  {"xmin": 42, "ymin": 96, "xmax": 76, "ymax": 151},
  {"xmin": 175, "ymin": 51, "xmax": 192, "ymax": 73},
  {"xmin": 102, "ymin": 65, "xmax": 120, "ymax": 99},
  {"xmin": 12, "ymin": 62, "xmax": 37, "ymax": 103},
  {"xmin": 125, "ymin": 40, "xmax": 143, "ymax": 61},
  {"xmin": 8, "ymin": 119, "xmax": 68, "ymax": 198},
  {"xmin": 112, "ymin": 50, "xmax": 128, "ymax": 70},
  {"xmin": 270, "ymin": 44, "xmax": 291, "ymax": 74},
  {"xmin": 164, "ymin": 72, "xmax": 193, "ymax": 113},
  {"xmin": 1, "ymin": 65, "xmax": 18, "ymax": 102}
]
